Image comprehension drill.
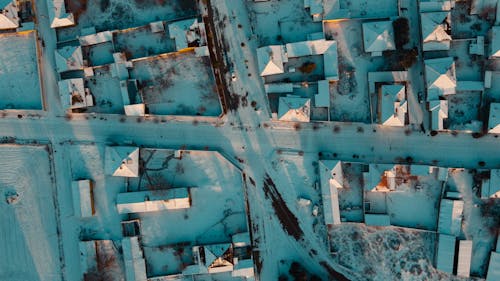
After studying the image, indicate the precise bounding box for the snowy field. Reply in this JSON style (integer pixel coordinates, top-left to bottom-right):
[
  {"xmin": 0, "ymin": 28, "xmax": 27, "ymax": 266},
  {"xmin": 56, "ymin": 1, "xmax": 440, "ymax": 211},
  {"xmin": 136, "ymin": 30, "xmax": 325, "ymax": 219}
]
[
  {"xmin": 84, "ymin": 66, "xmax": 125, "ymax": 114},
  {"xmin": 0, "ymin": 145, "xmax": 61, "ymax": 281},
  {"xmin": 447, "ymin": 92, "xmax": 482, "ymax": 132},
  {"xmin": 114, "ymin": 26, "xmax": 176, "ymax": 60},
  {"xmin": 0, "ymin": 31, "xmax": 42, "ymax": 110},
  {"xmin": 130, "ymin": 52, "xmax": 222, "ymax": 116},
  {"xmin": 57, "ymin": 0, "xmax": 198, "ymax": 41}
]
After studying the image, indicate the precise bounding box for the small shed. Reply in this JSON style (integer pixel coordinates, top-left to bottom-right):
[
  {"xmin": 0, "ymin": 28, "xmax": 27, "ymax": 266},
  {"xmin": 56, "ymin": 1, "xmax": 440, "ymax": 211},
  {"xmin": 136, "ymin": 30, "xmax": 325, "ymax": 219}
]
[{"xmin": 71, "ymin": 179, "xmax": 95, "ymax": 218}]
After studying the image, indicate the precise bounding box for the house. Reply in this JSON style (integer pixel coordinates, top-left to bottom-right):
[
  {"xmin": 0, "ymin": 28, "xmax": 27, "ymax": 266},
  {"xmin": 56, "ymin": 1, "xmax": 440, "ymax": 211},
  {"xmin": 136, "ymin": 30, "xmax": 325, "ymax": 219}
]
[
  {"xmin": 105, "ymin": 146, "xmax": 140, "ymax": 177},
  {"xmin": 78, "ymin": 31, "xmax": 113, "ymax": 46},
  {"xmin": 438, "ymin": 198, "xmax": 464, "ymax": 236},
  {"xmin": 362, "ymin": 21, "xmax": 396, "ymax": 56},
  {"xmin": 379, "ymin": 84, "xmax": 407, "ymax": 126},
  {"xmin": 457, "ymin": 240, "xmax": 472, "ymax": 277},
  {"xmin": 490, "ymin": 26, "xmax": 500, "ymax": 58},
  {"xmin": 168, "ymin": 18, "xmax": 206, "ymax": 51},
  {"xmin": 185, "ymin": 243, "xmax": 234, "ymax": 274},
  {"xmin": 420, "ymin": 12, "xmax": 451, "ymax": 51},
  {"xmin": 122, "ymin": 237, "xmax": 147, "ymax": 281},
  {"xmin": 482, "ymin": 169, "xmax": 500, "ymax": 198},
  {"xmin": 315, "ymin": 80, "xmax": 330, "ymax": 109},
  {"xmin": 0, "ymin": 0, "xmax": 19, "ymax": 30},
  {"xmin": 277, "ymin": 96, "xmax": 311, "ymax": 122},
  {"xmin": 55, "ymin": 46, "xmax": 84, "ymax": 73},
  {"xmin": 257, "ymin": 45, "xmax": 286, "ymax": 76},
  {"xmin": 47, "ymin": 0, "xmax": 75, "ymax": 28},
  {"xmin": 79, "ymin": 241, "xmax": 97, "ymax": 277},
  {"xmin": 285, "ymin": 39, "xmax": 338, "ymax": 80},
  {"xmin": 116, "ymin": 188, "xmax": 191, "ymax": 214},
  {"xmin": 363, "ymin": 164, "xmax": 398, "ymax": 192},
  {"xmin": 420, "ymin": 0, "xmax": 453, "ymax": 12},
  {"xmin": 71, "ymin": 179, "xmax": 95, "ymax": 218},
  {"xmin": 436, "ymin": 234, "xmax": 456, "ymax": 273},
  {"xmin": 429, "ymin": 100, "xmax": 448, "ymax": 131},
  {"xmin": 488, "ymin": 103, "xmax": 500, "ymax": 133},
  {"xmin": 425, "ymin": 57, "xmax": 456, "ymax": 100},
  {"xmin": 58, "ymin": 78, "xmax": 94, "ymax": 110},
  {"xmin": 319, "ymin": 160, "xmax": 343, "ymax": 225}
]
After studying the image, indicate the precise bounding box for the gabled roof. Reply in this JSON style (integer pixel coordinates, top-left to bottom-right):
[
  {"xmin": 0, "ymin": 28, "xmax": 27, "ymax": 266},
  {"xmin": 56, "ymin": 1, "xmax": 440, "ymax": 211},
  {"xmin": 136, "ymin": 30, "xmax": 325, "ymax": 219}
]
[
  {"xmin": 277, "ymin": 96, "xmax": 310, "ymax": 122},
  {"xmin": 425, "ymin": 57, "xmax": 456, "ymax": 99},
  {"xmin": 429, "ymin": 100, "xmax": 448, "ymax": 130},
  {"xmin": 105, "ymin": 146, "xmax": 139, "ymax": 177},
  {"xmin": 380, "ymin": 84, "xmax": 407, "ymax": 126},
  {"xmin": 55, "ymin": 46, "xmax": 84, "ymax": 72},
  {"xmin": 0, "ymin": 0, "xmax": 19, "ymax": 30},
  {"xmin": 362, "ymin": 21, "xmax": 396, "ymax": 53},
  {"xmin": 488, "ymin": 103, "xmax": 500, "ymax": 133},
  {"xmin": 491, "ymin": 26, "xmax": 500, "ymax": 58},
  {"xmin": 203, "ymin": 243, "xmax": 233, "ymax": 269},
  {"xmin": 48, "ymin": 0, "xmax": 75, "ymax": 28},
  {"xmin": 285, "ymin": 39, "xmax": 336, "ymax": 58},
  {"xmin": 257, "ymin": 45, "xmax": 285, "ymax": 76},
  {"xmin": 421, "ymin": 12, "xmax": 451, "ymax": 43},
  {"xmin": 319, "ymin": 160, "xmax": 343, "ymax": 188},
  {"xmin": 319, "ymin": 160, "xmax": 342, "ymax": 225},
  {"xmin": 58, "ymin": 78, "xmax": 87, "ymax": 109}
]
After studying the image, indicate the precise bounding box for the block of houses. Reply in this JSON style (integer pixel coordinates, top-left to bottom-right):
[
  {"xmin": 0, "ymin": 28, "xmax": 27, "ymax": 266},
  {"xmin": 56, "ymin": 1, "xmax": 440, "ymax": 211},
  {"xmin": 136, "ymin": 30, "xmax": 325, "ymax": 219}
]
[
  {"xmin": 488, "ymin": 103, "xmax": 500, "ymax": 133},
  {"xmin": 379, "ymin": 84, "xmax": 407, "ymax": 126},
  {"xmin": 58, "ymin": 78, "xmax": 94, "ymax": 110},
  {"xmin": 436, "ymin": 234, "xmax": 456, "ymax": 273},
  {"xmin": 277, "ymin": 96, "xmax": 311, "ymax": 122},
  {"xmin": 55, "ymin": 46, "xmax": 84, "ymax": 73},
  {"xmin": 122, "ymin": 237, "xmax": 147, "ymax": 281},
  {"xmin": 362, "ymin": 21, "xmax": 396, "ymax": 56},
  {"xmin": 0, "ymin": 0, "xmax": 19, "ymax": 30},
  {"xmin": 421, "ymin": 12, "xmax": 451, "ymax": 51},
  {"xmin": 116, "ymin": 188, "xmax": 191, "ymax": 214},
  {"xmin": 425, "ymin": 57, "xmax": 456, "ymax": 100},
  {"xmin": 184, "ymin": 243, "xmax": 234, "ymax": 274},
  {"xmin": 47, "ymin": 0, "xmax": 75, "ymax": 28},
  {"xmin": 257, "ymin": 45, "xmax": 286, "ymax": 76},
  {"xmin": 71, "ymin": 179, "xmax": 95, "ymax": 218},
  {"xmin": 438, "ymin": 198, "xmax": 464, "ymax": 236},
  {"xmin": 319, "ymin": 160, "xmax": 343, "ymax": 225},
  {"xmin": 105, "ymin": 146, "xmax": 140, "ymax": 177},
  {"xmin": 457, "ymin": 240, "xmax": 472, "ymax": 277},
  {"xmin": 429, "ymin": 100, "xmax": 448, "ymax": 131}
]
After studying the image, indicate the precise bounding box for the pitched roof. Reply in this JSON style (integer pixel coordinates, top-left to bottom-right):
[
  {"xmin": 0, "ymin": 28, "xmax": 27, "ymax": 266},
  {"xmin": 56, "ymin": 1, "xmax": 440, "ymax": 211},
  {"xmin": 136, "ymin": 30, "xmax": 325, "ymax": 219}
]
[
  {"xmin": 421, "ymin": 12, "xmax": 451, "ymax": 43},
  {"xmin": 277, "ymin": 96, "xmax": 310, "ymax": 122},
  {"xmin": 491, "ymin": 26, "xmax": 500, "ymax": 58},
  {"xmin": 362, "ymin": 21, "xmax": 396, "ymax": 53},
  {"xmin": 58, "ymin": 78, "xmax": 87, "ymax": 109},
  {"xmin": 55, "ymin": 46, "xmax": 84, "ymax": 72},
  {"xmin": 425, "ymin": 57, "xmax": 456, "ymax": 99},
  {"xmin": 429, "ymin": 100, "xmax": 448, "ymax": 130},
  {"xmin": 105, "ymin": 146, "xmax": 139, "ymax": 177},
  {"xmin": 0, "ymin": 0, "xmax": 19, "ymax": 30},
  {"xmin": 380, "ymin": 84, "xmax": 407, "ymax": 126},
  {"xmin": 48, "ymin": 0, "xmax": 75, "ymax": 28},
  {"xmin": 257, "ymin": 45, "xmax": 285, "ymax": 76}
]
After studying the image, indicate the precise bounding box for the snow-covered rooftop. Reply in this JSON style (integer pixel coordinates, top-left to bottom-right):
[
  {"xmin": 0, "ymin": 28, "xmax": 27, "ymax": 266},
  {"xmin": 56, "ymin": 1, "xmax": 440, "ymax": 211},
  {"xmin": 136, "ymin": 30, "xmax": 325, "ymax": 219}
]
[
  {"xmin": 47, "ymin": 0, "xmax": 75, "ymax": 28},
  {"xmin": 277, "ymin": 96, "xmax": 311, "ymax": 122},
  {"xmin": 71, "ymin": 179, "xmax": 94, "ymax": 218},
  {"xmin": 421, "ymin": 12, "xmax": 451, "ymax": 51},
  {"xmin": 436, "ymin": 234, "xmax": 456, "ymax": 273},
  {"xmin": 362, "ymin": 21, "xmax": 396, "ymax": 54},
  {"xmin": 257, "ymin": 45, "xmax": 285, "ymax": 76},
  {"xmin": 58, "ymin": 78, "xmax": 91, "ymax": 110},
  {"xmin": 79, "ymin": 31, "xmax": 113, "ymax": 46},
  {"xmin": 429, "ymin": 100, "xmax": 448, "ymax": 131},
  {"xmin": 425, "ymin": 57, "xmax": 456, "ymax": 100},
  {"xmin": 457, "ymin": 240, "xmax": 472, "ymax": 277},
  {"xmin": 487, "ymin": 251, "xmax": 500, "ymax": 281},
  {"xmin": 116, "ymin": 188, "xmax": 191, "ymax": 214},
  {"xmin": 55, "ymin": 46, "xmax": 84, "ymax": 73},
  {"xmin": 0, "ymin": 0, "xmax": 19, "ymax": 30},
  {"xmin": 315, "ymin": 80, "xmax": 330, "ymax": 107},
  {"xmin": 380, "ymin": 84, "xmax": 407, "ymax": 126},
  {"xmin": 122, "ymin": 237, "xmax": 147, "ymax": 281},
  {"xmin": 482, "ymin": 169, "xmax": 500, "ymax": 198},
  {"xmin": 490, "ymin": 26, "xmax": 500, "ymax": 58},
  {"xmin": 319, "ymin": 160, "xmax": 343, "ymax": 225},
  {"xmin": 488, "ymin": 102, "xmax": 500, "ymax": 133},
  {"xmin": 438, "ymin": 198, "xmax": 463, "ymax": 236},
  {"xmin": 104, "ymin": 146, "xmax": 139, "ymax": 177}
]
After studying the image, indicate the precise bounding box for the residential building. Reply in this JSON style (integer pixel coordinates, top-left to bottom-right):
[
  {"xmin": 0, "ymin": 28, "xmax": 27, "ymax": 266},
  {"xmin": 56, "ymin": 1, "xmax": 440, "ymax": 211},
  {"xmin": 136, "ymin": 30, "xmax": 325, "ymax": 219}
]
[
  {"xmin": 116, "ymin": 188, "xmax": 191, "ymax": 214},
  {"xmin": 71, "ymin": 179, "xmax": 95, "ymax": 218},
  {"xmin": 277, "ymin": 96, "xmax": 311, "ymax": 122},
  {"xmin": 362, "ymin": 21, "xmax": 396, "ymax": 56},
  {"xmin": 421, "ymin": 12, "xmax": 451, "ymax": 51},
  {"xmin": 104, "ymin": 146, "xmax": 140, "ymax": 177},
  {"xmin": 425, "ymin": 57, "xmax": 456, "ymax": 100}
]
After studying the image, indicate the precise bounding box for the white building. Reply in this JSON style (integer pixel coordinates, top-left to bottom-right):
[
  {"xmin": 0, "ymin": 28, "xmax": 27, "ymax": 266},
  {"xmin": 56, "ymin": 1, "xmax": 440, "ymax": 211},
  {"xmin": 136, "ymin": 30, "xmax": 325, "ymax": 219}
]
[
  {"xmin": 436, "ymin": 234, "xmax": 456, "ymax": 273},
  {"xmin": 421, "ymin": 12, "xmax": 451, "ymax": 51},
  {"xmin": 438, "ymin": 198, "xmax": 464, "ymax": 236},
  {"xmin": 362, "ymin": 21, "xmax": 396, "ymax": 56},
  {"xmin": 488, "ymin": 103, "xmax": 500, "ymax": 133},
  {"xmin": 122, "ymin": 237, "xmax": 147, "ymax": 281},
  {"xmin": 71, "ymin": 179, "xmax": 94, "ymax": 218},
  {"xmin": 116, "ymin": 188, "xmax": 191, "ymax": 214},
  {"xmin": 105, "ymin": 146, "xmax": 140, "ymax": 177},
  {"xmin": 379, "ymin": 84, "xmax": 407, "ymax": 126},
  {"xmin": 58, "ymin": 78, "xmax": 94, "ymax": 110},
  {"xmin": 457, "ymin": 240, "xmax": 472, "ymax": 277},
  {"xmin": 47, "ymin": 0, "xmax": 75, "ymax": 28},
  {"xmin": 425, "ymin": 57, "xmax": 456, "ymax": 100},
  {"xmin": 0, "ymin": 0, "xmax": 19, "ymax": 30},
  {"xmin": 319, "ymin": 160, "xmax": 343, "ymax": 225},
  {"xmin": 55, "ymin": 46, "xmax": 84, "ymax": 73},
  {"xmin": 429, "ymin": 100, "xmax": 448, "ymax": 131},
  {"xmin": 277, "ymin": 96, "xmax": 311, "ymax": 122},
  {"xmin": 257, "ymin": 45, "xmax": 286, "ymax": 76}
]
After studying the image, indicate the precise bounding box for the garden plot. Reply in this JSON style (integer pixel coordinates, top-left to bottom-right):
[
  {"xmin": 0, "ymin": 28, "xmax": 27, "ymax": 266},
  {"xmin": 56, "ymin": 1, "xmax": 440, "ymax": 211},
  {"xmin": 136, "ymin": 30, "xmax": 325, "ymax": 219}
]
[
  {"xmin": 0, "ymin": 31, "xmax": 42, "ymax": 110},
  {"xmin": 247, "ymin": 0, "xmax": 322, "ymax": 46},
  {"xmin": 448, "ymin": 40, "xmax": 483, "ymax": 81},
  {"xmin": 58, "ymin": 0, "xmax": 198, "ymax": 41},
  {"xmin": 127, "ymin": 149, "xmax": 247, "ymax": 247},
  {"xmin": 0, "ymin": 145, "xmax": 61, "ymax": 281},
  {"xmin": 84, "ymin": 66, "xmax": 125, "ymax": 114},
  {"xmin": 337, "ymin": 0, "xmax": 398, "ymax": 19},
  {"xmin": 328, "ymin": 224, "xmax": 442, "ymax": 280},
  {"xmin": 130, "ymin": 52, "xmax": 221, "ymax": 116},
  {"xmin": 337, "ymin": 162, "xmax": 365, "ymax": 222},
  {"xmin": 451, "ymin": 1, "xmax": 493, "ymax": 39},
  {"xmin": 324, "ymin": 21, "xmax": 386, "ymax": 123},
  {"xmin": 446, "ymin": 92, "xmax": 482, "ymax": 132},
  {"xmin": 114, "ymin": 26, "xmax": 175, "ymax": 60},
  {"xmin": 82, "ymin": 42, "xmax": 115, "ymax": 66}
]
